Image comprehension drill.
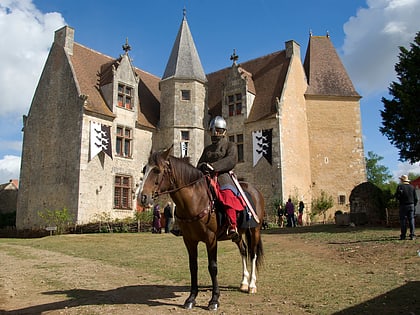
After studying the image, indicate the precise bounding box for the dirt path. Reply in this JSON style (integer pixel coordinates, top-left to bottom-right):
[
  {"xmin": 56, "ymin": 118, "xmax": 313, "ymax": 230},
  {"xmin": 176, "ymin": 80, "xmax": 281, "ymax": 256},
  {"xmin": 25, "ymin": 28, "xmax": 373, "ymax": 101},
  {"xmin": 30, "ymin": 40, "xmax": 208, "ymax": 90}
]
[
  {"xmin": 1, "ymin": 230, "xmax": 419, "ymax": 315},
  {"xmin": 0, "ymin": 236, "xmax": 306, "ymax": 315}
]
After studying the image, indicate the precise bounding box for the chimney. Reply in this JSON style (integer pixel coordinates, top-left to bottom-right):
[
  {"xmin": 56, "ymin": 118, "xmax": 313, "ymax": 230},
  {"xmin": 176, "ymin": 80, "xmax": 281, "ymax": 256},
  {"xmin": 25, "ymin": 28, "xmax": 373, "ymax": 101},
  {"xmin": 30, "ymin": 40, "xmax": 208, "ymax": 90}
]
[
  {"xmin": 54, "ymin": 26, "xmax": 74, "ymax": 55},
  {"xmin": 285, "ymin": 40, "xmax": 300, "ymax": 59}
]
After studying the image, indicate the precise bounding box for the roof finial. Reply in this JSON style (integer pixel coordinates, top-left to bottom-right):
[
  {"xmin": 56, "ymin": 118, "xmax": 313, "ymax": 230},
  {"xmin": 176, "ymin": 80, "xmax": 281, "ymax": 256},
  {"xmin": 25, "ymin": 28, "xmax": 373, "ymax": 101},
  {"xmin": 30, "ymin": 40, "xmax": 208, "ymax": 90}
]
[
  {"xmin": 309, "ymin": 29, "xmax": 313, "ymax": 37},
  {"xmin": 122, "ymin": 38, "xmax": 131, "ymax": 54},
  {"xmin": 326, "ymin": 30, "xmax": 330, "ymax": 38},
  {"xmin": 230, "ymin": 48, "xmax": 238, "ymax": 65},
  {"xmin": 183, "ymin": 7, "xmax": 186, "ymax": 19}
]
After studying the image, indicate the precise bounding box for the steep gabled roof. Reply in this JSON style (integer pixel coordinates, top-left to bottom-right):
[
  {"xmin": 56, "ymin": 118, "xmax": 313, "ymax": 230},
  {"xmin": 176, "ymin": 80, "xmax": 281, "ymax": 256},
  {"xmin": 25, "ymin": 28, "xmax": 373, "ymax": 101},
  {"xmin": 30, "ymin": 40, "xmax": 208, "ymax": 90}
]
[
  {"xmin": 162, "ymin": 15, "xmax": 206, "ymax": 83},
  {"xmin": 303, "ymin": 35, "xmax": 360, "ymax": 98},
  {"xmin": 207, "ymin": 50, "xmax": 290, "ymax": 122},
  {"xmin": 69, "ymin": 43, "xmax": 160, "ymax": 128}
]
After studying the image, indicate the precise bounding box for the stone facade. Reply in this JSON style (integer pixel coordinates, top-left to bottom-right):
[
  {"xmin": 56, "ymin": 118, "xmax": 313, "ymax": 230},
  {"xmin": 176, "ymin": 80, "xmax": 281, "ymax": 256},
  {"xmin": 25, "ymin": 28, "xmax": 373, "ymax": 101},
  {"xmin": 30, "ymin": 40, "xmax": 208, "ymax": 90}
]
[{"xmin": 16, "ymin": 16, "xmax": 366, "ymax": 230}]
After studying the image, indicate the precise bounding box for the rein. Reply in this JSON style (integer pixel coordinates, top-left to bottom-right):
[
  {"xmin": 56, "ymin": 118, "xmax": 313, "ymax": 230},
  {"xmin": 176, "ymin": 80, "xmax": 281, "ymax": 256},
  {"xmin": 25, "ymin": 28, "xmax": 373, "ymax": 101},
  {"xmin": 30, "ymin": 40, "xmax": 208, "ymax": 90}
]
[{"xmin": 154, "ymin": 173, "xmax": 206, "ymax": 197}]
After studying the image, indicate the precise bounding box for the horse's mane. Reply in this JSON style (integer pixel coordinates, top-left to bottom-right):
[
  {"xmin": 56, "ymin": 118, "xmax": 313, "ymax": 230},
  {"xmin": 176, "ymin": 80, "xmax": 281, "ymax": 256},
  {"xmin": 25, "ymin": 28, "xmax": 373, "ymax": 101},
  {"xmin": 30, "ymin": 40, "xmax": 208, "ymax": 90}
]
[
  {"xmin": 150, "ymin": 151, "xmax": 203, "ymax": 186},
  {"xmin": 168, "ymin": 156, "xmax": 204, "ymax": 186}
]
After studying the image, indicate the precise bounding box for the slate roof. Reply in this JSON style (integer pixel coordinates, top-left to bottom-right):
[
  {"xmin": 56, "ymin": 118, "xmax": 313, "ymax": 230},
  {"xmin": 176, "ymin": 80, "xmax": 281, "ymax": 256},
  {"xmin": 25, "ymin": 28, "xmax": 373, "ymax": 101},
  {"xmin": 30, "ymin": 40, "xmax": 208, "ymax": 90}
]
[
  {"xmin": 68, "ymin": 32, "xmax": 358, "ymax": 129},
  {"xmin": 207, "ymin": 50, "xmax": 290, "ymax": 122},
  {"xmin": 162, "ymin": 15, "xmax": 206, "ymax": 83},
  {"xmin": 69, "ymin": 43, "xmax": 160, "ymax": 128},
  {"xmin": 303, "ymin": 36, "xmax": 360, "ymax": 98}
]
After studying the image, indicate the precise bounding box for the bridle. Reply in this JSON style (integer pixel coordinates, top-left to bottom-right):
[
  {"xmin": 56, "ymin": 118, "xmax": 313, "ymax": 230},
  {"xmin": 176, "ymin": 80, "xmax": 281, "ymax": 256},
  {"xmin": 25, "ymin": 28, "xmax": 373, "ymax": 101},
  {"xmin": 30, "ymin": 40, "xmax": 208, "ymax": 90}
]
[
  {"xmin": 150, "ymin": 159, "xmax": 206, "ymax": 199},
  {"xmin": 147, "ymin": 159, "xmax": 214, "ymax": 223}
]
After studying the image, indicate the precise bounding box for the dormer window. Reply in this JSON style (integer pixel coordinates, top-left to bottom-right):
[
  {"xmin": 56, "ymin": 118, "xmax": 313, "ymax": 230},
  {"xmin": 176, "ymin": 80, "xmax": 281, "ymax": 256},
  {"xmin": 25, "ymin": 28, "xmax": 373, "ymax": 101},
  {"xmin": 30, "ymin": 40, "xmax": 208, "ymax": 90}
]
[
  {"xmin": 227, "ymin": 93, "xmax": 242, "ymax": 116},
  {"xmin": 118, "ymin": 84, "xmax": 133, "ymax": 110}
]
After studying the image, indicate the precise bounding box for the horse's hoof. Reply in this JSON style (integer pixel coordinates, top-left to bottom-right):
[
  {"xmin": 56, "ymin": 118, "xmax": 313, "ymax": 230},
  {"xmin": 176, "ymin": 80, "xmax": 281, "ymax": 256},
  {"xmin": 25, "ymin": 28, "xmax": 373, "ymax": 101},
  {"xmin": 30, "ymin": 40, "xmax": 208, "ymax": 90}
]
[
  {"xmin": 183, "ymin": 301, "xmax": 196, "ymax": 309},
  {"xmin": 248, "ymin": 287, "xmax": 257, "ymax": 294},
  {"xmin": 240, "ymin": 284, "xmax": 249, "ymax": 292},
  {"xmin": 208, "ymin": 302, "xmax": 219, "ymax": 311}
]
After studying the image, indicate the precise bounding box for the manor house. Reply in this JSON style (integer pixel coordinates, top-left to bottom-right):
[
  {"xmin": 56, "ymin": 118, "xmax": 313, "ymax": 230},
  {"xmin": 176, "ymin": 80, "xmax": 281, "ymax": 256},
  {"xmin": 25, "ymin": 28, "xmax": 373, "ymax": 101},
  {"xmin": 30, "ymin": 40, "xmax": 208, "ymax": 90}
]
[{"xmin": 16, "ymin": 13, "xmax": 366, "ymax": 229}]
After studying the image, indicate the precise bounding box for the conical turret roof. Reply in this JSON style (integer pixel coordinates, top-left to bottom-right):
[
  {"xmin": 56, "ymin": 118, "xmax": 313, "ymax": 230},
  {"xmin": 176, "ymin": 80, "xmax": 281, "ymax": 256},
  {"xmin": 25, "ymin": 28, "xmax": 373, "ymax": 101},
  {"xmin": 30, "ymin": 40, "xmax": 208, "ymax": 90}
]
[{"xmin": 162, "ymin": 14, "xmax": 206, "ymax": 83}]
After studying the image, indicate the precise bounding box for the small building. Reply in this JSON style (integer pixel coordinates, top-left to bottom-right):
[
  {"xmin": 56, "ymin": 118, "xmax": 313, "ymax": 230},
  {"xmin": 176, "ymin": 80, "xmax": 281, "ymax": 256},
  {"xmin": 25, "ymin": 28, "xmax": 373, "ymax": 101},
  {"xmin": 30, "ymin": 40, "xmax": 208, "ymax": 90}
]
[
  {"xmin": 0, "ymin": 179, "xmax": 18, "ymax": 214},
  {"xmin": 410, "ymin": 177, "xmax": 420, "ymax": 214}
]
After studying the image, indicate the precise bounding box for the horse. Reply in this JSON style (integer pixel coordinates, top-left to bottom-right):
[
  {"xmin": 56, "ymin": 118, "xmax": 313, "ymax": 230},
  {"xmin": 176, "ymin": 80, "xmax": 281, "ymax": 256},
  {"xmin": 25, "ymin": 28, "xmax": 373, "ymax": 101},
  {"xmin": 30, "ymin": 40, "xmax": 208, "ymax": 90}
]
[{"xmin": 137, "ymin": 146, "xmax": 265, "ymax": 311}]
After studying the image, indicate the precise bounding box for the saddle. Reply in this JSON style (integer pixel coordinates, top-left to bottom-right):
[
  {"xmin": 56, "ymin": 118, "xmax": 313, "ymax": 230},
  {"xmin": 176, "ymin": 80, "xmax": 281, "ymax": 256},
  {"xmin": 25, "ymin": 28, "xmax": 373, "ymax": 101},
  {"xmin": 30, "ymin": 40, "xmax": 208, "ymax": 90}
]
[{"xmin": 205, "ymin": 175, "xmax": 258, "ymax": 234}]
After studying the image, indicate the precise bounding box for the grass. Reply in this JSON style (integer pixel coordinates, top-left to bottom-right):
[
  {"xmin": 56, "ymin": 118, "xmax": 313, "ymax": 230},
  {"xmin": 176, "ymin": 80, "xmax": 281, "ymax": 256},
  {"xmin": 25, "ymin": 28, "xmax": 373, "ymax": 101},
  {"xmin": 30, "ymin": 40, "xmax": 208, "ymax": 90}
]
[{"xmin": 1, "ymin": 224, "xmax": 419, "ymax": 314}]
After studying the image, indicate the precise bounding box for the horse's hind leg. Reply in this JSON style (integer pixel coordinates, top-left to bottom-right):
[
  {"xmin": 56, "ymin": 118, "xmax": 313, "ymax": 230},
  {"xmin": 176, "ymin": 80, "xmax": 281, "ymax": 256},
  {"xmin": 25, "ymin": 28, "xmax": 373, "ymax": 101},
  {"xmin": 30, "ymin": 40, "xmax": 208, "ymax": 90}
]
[
  {"xmin": 248, "ymin": 230, "xmax": 262, "ymax": 294},
  {"xmin": 235, "ymin": 237, "xmax": 250, "ymax": 292},
  {"xmin": 183, "ymin": 240, "xmax": 199, "ymax": 309}
]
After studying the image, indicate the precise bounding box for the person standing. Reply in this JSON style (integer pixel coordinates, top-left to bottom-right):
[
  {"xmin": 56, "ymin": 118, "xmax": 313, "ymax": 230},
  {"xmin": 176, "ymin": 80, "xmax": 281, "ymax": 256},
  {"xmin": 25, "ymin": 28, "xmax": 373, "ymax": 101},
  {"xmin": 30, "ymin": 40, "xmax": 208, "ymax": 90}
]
[
  {"xmin": 277, "ymin": 204, "xmax": 284, "ymax": 227},
  {"xmin": 285, "ymin": 198, "xmax": 295, "ymax": 227},
  {"xmin": 152, "ymin": 204, "xmax": 162, "ymax": 234},
  {"xmin": 163, "ymin": 202, "xmax": 173, "ymax": 233},
  {"xmin": 395, "ymin": 175, "xmax": 417, "ymax": 240},
  {"xmin": 298, "ymin": 201, "xmax": 304, "ymax": 226}
]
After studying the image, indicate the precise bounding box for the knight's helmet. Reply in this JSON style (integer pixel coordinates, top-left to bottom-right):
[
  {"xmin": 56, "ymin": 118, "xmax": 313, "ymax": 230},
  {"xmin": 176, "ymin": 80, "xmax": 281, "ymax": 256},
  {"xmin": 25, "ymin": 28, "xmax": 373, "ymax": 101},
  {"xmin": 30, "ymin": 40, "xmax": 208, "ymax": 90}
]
[{"xmin": 209, "ymin": 116, "xmax": 227, "ymax": 143}]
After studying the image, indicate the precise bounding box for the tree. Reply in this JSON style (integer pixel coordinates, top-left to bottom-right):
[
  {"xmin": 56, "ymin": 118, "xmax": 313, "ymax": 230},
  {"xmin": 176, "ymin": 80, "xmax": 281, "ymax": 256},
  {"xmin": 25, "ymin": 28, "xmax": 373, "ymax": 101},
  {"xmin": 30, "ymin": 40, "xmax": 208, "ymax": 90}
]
[
  {"xmin": 365, "ymin": 151, "xmax": 392, "ymax": 189},
  {"xmin": 311, "ymin": 190, "xmax": 334, "ymax": 223},
  {"xmin": 380, "ymin": 31, "xmax": 420, "ymax": 163}
]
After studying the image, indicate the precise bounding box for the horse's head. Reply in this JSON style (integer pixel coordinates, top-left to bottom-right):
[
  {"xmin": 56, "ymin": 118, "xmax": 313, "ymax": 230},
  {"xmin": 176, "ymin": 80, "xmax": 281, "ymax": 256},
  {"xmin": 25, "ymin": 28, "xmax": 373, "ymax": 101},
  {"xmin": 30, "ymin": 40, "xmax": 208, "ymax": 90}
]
[{"xmin": 138, "ymin": 146, "xmax": 173, "ymax": 207}]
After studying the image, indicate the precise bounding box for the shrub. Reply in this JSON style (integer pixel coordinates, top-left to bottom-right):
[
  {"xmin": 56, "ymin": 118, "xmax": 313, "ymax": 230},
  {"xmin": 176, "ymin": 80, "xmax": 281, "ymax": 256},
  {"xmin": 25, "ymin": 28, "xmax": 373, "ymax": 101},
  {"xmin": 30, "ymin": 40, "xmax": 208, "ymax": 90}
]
[{"xmin": 38, "ymin": 207, "xmax": 74, "ymax": 234}]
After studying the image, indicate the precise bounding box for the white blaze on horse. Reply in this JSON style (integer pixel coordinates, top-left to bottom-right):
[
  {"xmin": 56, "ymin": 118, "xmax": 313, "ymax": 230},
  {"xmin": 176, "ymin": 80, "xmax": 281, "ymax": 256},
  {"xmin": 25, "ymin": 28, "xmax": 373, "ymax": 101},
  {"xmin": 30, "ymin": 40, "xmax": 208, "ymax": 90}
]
[{"xmin": 137, "ymin": 147, "xmax": 265, "ymax": 311}]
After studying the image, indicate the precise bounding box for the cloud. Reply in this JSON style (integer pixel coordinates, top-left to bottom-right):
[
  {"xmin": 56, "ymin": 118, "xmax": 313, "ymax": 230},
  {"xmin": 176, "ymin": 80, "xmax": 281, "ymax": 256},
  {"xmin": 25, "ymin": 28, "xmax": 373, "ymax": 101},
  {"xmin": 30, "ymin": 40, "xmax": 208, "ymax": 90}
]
[
  {"xmin": 0, "ymin": 0, "xmax": 65, "ymax": 116},
  {"xmin": 341, "ymin": 0, "xmax": 420, "ymax": 96},
  {"xmin": 0, "ymin": 0, "xmax": 65, "ymax": 182},
  {"xmin": 0, "ymin": 155, "xmax": 21, "ymax": 183},
  {"xmin": 393, "ymin": 162, "xmax": 420, "ymax": 180}
]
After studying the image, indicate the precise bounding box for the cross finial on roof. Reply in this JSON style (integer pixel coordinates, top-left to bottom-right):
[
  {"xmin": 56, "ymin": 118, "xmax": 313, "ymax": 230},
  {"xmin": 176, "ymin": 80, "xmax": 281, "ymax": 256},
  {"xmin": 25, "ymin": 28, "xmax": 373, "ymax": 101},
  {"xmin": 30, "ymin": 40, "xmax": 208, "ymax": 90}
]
[
  {"xmin": 230, "ymin": 49, "xmax": 238, "ymax": 65},
  {"xmin": 122, "ymin": 38, "xmax": 131, "ymax": 54}
]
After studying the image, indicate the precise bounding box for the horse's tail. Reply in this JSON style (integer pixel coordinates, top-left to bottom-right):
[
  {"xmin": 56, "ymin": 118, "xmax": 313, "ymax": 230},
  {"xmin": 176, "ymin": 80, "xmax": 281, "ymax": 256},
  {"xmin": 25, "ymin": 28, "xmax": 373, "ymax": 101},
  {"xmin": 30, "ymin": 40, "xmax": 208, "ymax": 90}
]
[{"xmin": 245, "ymin": 229, "xmax": 264, "ymax": 271}]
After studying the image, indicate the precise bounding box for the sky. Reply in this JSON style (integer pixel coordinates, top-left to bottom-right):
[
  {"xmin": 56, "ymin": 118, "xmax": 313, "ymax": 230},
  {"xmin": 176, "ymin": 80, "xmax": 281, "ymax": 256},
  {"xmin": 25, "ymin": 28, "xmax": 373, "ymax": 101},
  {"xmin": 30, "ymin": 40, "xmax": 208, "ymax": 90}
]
[{"xmin": 0, "ymin": 0, "xmax": 420, "ymax": 184}]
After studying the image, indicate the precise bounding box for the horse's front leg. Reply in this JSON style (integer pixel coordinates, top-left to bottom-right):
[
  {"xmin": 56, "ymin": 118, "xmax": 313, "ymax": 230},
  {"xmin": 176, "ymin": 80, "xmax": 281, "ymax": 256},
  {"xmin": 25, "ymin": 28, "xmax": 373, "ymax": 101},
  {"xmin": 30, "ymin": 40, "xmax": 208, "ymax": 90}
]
[
  {"xmin": 206, "ymin": 239, "xmax": 220, "ymax": 311},
  {"xmin": 183, "ymin": 239, "xmax": 199, "ymax": 309}
]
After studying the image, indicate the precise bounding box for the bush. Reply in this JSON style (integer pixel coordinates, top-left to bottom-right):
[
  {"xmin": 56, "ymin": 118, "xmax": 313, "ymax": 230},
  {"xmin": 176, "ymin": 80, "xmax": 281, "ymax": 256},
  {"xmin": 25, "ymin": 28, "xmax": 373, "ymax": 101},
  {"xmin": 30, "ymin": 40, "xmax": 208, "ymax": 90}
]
[{"xmin": 38, "ymin": 208, "xmax": 74, "ymax": 234}]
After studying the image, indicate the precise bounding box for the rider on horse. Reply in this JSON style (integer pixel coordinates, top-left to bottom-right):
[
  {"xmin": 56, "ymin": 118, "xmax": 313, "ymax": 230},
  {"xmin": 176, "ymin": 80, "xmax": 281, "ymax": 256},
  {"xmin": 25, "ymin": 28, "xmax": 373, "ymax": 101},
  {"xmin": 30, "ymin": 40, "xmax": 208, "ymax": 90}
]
[{"xmin": 198, "ymin": 116, "xmax": 244, "ymax": 242}]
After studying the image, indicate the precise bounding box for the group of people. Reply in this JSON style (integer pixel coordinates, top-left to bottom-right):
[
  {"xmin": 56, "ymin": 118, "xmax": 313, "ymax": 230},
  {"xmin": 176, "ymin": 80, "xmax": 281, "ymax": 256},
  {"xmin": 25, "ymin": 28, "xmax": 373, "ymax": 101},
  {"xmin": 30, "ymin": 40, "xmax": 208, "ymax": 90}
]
[
  {"xmin": 277, "ymin": 199, "xmax": 305, "ymax": 227},
  {"xmin": 152, "ymin": 202, "xmax": 174, "ymax": 234}
]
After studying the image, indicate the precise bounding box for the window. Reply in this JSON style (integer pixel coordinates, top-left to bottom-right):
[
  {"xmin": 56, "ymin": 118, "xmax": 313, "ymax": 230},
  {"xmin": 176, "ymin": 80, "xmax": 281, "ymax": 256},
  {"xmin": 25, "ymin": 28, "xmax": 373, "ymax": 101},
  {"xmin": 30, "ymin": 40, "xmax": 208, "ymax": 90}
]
[
  {"xmin": 181, "ymin": 131, "xmax": 190, "ymax": 157},
  {"xmin": 114, "ymin": 175, "xmax": 132, "ymax": 209},
  {"xmin": 229, "ymin": 134, "xmax": 244, "ymax": 162},
  {"xmin": 117, "ymin": 84, "xmax": 133, "ymax": 110},
  {"xmin": 338, "ymin": 195, "xmax": 346, "ymax": 205},
  {"xmin": 181, "ymin": 90, "xmax": 191, "ymax": 101},
  {"xmin": 116, "ymin": 126, "xmax": 132, "ymax": 158},
  {"xmin": 227, "ymin": 93, "xmax": 242, "ymax": 116}
]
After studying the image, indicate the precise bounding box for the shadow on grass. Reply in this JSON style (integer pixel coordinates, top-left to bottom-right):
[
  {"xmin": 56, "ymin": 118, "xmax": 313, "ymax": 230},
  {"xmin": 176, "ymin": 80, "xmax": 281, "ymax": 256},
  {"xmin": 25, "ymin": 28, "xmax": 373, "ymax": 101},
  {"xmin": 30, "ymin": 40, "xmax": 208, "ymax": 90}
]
[
  {"xmin": 332, "ymin": 281, "xmax": 420, "ymax": 315},
  {"xmin": 0, "ymin": 284, "xmax": 237, "ymax": 314}
]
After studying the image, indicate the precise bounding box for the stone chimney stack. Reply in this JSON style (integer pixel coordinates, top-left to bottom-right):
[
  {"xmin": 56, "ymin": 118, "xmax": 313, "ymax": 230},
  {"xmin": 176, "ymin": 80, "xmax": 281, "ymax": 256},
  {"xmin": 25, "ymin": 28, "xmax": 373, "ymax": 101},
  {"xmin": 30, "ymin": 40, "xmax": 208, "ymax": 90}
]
[
  {"xmin": 54, "ymin": 26, "xmax": 74, "ymax": 56},
  {"xmin": 285, "ymin": 40, "xmax": 300, "ymax": 59}
]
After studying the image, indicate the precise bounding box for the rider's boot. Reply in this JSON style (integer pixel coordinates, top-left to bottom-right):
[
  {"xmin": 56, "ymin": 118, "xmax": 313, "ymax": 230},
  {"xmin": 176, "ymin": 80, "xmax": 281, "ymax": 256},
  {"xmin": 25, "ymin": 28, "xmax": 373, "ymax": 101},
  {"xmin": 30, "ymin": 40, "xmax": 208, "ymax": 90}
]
[{"xmin": 226, "ymin": 210, "xmax": 240, "ymax": 242}]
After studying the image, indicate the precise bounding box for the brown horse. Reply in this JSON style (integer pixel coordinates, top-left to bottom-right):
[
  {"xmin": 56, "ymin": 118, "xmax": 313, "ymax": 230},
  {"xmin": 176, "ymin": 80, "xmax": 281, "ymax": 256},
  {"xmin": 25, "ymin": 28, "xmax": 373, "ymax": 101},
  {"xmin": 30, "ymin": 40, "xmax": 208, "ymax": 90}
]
[{"xmin": 137, "ymin": 147, "xmax": 265, "ymax": 311}]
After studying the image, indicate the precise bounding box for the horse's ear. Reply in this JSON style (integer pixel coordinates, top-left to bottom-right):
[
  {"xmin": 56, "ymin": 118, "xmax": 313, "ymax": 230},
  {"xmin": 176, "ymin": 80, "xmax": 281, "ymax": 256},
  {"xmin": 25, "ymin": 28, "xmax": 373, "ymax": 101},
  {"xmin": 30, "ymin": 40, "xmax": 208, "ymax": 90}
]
[{"xmin": 162, "ymin": 144, "xmax": 174, "ymax": 160}]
